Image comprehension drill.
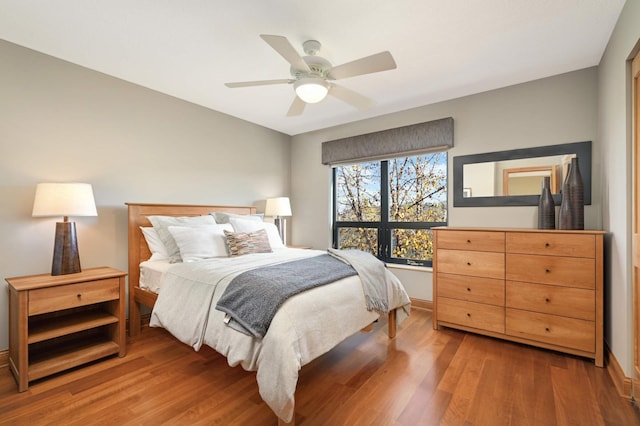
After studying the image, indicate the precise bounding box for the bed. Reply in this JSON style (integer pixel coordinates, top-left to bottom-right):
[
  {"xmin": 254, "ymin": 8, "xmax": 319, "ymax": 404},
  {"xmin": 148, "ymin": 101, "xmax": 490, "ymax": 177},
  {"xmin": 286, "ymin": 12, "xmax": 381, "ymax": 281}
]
[{"xmin": 126, "ymin": 202, "xmax": 411, "ymax": 425}]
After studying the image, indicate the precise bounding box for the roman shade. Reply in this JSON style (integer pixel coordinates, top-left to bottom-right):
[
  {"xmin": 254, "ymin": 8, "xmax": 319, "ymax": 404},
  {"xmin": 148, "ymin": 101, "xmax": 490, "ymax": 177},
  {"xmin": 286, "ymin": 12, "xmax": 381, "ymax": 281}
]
[{"xmin": 321, "ymin": 117, "xmax": 453, "ymax": 165}]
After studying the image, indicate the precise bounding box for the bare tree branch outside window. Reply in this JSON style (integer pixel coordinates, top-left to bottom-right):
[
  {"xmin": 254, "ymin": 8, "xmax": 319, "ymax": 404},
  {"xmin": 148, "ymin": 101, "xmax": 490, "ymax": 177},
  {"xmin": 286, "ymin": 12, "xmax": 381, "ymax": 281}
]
[{"xmin": 334, "ymin": 153, "xmax": 447, "ymax": 266}]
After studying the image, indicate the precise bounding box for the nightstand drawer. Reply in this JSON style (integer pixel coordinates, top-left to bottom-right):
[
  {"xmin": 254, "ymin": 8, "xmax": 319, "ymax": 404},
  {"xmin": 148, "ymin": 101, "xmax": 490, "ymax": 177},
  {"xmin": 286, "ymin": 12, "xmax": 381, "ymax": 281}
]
[
  {"xmin": 29, "ymin": 278, "xmax": 120, "ymax": 315},
  {"xmin": 506, "ymin": 308, "xmax": 594, "ymax": 352}
]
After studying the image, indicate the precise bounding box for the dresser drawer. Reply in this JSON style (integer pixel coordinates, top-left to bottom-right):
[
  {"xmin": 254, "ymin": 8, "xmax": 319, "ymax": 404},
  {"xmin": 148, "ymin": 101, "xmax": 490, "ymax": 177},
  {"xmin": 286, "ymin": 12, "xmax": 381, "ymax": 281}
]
[
  {"xmin": 506, "ymin": 308, "xmax": 594, "ymax": 352},
  {"xmin": 437, "ymin": 273, "xmax": 505, "ymax": 306},
  {"xmin": 437, "ymin": 298, "xmax": 505, "ymax": 334},
  {"xmin": 506, "ymin": 254, "xmax": 594, "ymax": 289},
  {"xmin": 437, "ymin": 249, "xmax": 504, "ymax": 279},
  {"xmin": 435, "ymin": 230, "xmax": 505, "ymax": 252},
  {"xmin": 506, "ymin": 232, "xmax": 595, "ymax": 258},
  {"xmin": 29, "ymin": 278, "xmax": 120, "ymax": 315},
  {"xmin": 506, "ymin": 281, "xmax": 594, "ymax": 321}
]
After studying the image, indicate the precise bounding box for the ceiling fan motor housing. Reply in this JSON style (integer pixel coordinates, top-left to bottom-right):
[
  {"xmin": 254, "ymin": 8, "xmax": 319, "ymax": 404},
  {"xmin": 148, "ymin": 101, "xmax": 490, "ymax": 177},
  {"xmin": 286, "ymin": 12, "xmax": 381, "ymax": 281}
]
[{"xmin": 290, "ymin": 55, "xmax": 332, "ymax": 80}]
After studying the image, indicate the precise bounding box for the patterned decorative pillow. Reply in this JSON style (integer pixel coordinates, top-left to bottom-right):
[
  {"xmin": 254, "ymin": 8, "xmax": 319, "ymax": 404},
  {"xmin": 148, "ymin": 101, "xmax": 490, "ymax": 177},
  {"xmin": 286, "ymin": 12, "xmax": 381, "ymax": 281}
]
[{"xmin": 224, "ymin": 229, "xmax": 272, "ymax": 256}]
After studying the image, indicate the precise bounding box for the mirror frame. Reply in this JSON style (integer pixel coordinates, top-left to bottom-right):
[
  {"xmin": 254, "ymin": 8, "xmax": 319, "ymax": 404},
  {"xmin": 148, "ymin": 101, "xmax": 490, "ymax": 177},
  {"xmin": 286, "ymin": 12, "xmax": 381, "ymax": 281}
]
[{"xmin": 453, "ymin": 141, "xmax": 592, "ymax": 207}]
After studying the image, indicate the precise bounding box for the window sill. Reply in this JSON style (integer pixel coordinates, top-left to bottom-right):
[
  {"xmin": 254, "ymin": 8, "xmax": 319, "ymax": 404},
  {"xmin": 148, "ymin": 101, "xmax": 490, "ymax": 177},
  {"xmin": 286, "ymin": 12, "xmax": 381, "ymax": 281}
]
[{"xmin": 387, "ymin": 263, "xmax": 433, "ymax": 273}]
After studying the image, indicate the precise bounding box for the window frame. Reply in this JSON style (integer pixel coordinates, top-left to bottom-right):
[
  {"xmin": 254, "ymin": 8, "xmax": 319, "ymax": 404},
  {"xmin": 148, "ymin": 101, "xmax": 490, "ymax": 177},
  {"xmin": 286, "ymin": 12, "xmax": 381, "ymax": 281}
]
[{"xmin": 332, "ymin": 153, "xmax": 448, "ymax": 267}]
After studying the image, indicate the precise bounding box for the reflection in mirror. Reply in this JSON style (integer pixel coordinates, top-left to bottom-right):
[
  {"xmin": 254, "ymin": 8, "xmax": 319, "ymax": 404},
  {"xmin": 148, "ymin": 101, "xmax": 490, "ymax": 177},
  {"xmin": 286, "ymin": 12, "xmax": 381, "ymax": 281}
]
[
  {"xmin": 464, "ymin": 154, "xmax": 574, "ymax": 197},
  {"xmin": 504, "ymin": 165, "xmax": 558, "ymax": 196},
  {"xmin": 454, "ymin": 141, "xmax": 591, "ymax": 207}
]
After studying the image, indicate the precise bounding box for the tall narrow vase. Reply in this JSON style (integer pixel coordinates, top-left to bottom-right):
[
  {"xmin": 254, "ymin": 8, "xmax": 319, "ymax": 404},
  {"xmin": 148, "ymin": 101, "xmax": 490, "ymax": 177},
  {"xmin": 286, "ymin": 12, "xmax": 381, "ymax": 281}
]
[
  {"xmin": 568, "ymin": 157, "xmax": 584, "ymax": 230},
  {"xmin": 538, "ymin": 176, "xmax": 555, "ymax": 229},
  {"xmin": 558, "ymin": 163, "xmax": 573, "ymax": 230}
]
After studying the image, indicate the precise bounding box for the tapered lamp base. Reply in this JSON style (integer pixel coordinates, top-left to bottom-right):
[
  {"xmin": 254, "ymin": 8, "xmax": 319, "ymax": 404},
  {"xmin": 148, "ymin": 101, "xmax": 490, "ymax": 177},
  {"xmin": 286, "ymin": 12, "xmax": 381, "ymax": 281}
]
[{"xmin": 52, "ymin": 221, "xmax": 81, "ymax": 275}]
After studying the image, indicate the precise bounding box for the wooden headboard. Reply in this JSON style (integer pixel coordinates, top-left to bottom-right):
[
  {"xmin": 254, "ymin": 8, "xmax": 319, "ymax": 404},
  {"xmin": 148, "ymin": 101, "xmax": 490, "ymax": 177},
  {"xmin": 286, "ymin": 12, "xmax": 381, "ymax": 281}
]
[{"xmin": 126, "ymin": 202, "xmax": 257, "ymax": 336}]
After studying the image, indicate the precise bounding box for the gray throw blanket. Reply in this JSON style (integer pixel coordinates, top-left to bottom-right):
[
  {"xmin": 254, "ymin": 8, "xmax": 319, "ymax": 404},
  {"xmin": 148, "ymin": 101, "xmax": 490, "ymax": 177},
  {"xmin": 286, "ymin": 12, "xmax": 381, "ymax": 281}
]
[
  {"xmin": 215, "ymin": 254, "xmax": 357, "ymax": 338},
  {"xmin": 327, "ymin": 248, "xmax": 390, "ymax": 314}
]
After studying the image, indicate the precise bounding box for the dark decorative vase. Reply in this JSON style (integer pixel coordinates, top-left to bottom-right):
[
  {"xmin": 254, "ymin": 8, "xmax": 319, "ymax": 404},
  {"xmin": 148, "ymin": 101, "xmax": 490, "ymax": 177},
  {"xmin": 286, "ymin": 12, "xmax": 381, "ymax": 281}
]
[
  {"xmin": 538, "ymin": 176, "xmax": 555, "ymax": 229},
  {"xmin": 558, "ymin": 157, "xmax": 585, "ymax": 230},
  {"xmin": 558, "ymin": 163, "xmax": 573, "ymax": 230},
  {"xmin": 568, "ymin": 157, "xmax": 584, "ymax": 230}
]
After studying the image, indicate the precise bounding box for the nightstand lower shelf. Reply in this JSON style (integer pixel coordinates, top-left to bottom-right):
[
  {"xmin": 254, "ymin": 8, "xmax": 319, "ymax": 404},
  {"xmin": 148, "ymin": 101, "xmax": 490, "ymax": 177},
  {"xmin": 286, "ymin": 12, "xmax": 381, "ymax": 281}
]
[
  {"xmin": 29, "ymin": 310, "xmax": 119, "ymax": 344},
  {"xmin": 28, "ymin": 337, "xmax": 120, "ymax": 382}
]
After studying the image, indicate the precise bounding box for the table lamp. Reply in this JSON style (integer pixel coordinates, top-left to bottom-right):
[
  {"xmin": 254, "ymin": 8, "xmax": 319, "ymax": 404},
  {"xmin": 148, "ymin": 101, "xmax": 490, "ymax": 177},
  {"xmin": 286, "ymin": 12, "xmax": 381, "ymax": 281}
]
[{"xmin": 32, "ymin": 183, "xmax": 97, "ymax": 275}]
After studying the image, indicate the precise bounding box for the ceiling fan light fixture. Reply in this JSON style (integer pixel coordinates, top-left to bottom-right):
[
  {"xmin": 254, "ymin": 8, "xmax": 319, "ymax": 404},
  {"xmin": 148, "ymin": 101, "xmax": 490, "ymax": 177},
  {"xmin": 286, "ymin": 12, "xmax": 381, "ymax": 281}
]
[{"xmin": 294, "ymin": 78, "xmax": 329, "ymax": 103}]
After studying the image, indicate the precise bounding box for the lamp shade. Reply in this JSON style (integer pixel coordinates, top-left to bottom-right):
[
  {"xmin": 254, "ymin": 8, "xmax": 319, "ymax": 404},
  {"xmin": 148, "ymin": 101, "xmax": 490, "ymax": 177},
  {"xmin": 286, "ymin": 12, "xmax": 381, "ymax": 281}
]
[
  {"xmin": 265, "ymin": 197, "xmax": 292, "ymax": 217},
  {"xmin": 32, "ymin": 183, "xmax": 97, "ymax": 217},
  {"xmin": 294, "ymin": 78, "xmax": 329, "ymax": 103}
]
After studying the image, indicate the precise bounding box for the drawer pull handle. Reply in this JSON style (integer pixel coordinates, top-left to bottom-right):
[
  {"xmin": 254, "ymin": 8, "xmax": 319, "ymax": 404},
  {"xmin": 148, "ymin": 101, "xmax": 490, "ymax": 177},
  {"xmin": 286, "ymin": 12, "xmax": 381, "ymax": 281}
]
[
  {"xmin": 467, "ymin": 262, "xmax": 471, "ymax": 266},
  {"xmin": 466, "ymin": 313, "xmax": 471, "ymax": 318},
  {"xmin": 466, "ymin": 239, "xmax": 471, "ymax": 244},
  {"xmin": 77, "ymin": 294, "xmax": 82, "ymax": 299},
  {"xmin": 467, "ymin": 287, "xmax": 471, "ymax": 292},
  {"xmin": 545, "ymin": 298, "xmax": 550, "ymax": 303},
  {"xmin": 545, "ymin": 242, "xmax": 550, "ymax": 247},
  {"xmin": 545, "ymin": 327, "xmax": 551, "ymax": 332},
  {"xmin": 545, "ymin": 268, "xmax": 551, "ymax": 273}
]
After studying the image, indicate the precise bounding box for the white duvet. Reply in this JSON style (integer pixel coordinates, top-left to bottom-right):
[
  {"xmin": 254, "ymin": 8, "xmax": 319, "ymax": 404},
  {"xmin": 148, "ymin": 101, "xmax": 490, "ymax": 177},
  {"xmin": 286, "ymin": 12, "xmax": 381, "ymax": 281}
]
[{"xmin": 149, "ymin": 248, "xmax": 411, "ymax": 422}]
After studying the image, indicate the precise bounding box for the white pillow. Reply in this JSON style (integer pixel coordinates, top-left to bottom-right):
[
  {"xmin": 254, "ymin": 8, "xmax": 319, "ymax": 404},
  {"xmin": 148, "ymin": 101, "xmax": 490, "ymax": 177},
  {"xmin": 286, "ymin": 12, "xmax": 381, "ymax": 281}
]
[
  {"xmin": 167, "ymin": 224, "xmax": 233, "ymax": 262},
  {"xmin": 148, "ymin": 215, "xmax": 217, "ymax": 262},
  {"xmin": 228, "ymin": 217, "xmax": 285, "ymax": 249},
  {"xmin": 211, "ymin": 212, "xmax": 264, "ymax": 224},
  {"xmin": 140, "ymin": 227, "xmax": 169, "ymax": 261}
]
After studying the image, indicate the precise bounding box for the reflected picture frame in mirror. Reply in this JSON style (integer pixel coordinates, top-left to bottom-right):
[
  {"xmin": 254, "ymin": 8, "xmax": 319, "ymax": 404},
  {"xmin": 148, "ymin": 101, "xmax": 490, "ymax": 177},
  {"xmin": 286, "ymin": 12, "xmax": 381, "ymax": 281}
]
[{"xmin": 453, "ymin": 141, "xmax": 591, "ymax": 207}]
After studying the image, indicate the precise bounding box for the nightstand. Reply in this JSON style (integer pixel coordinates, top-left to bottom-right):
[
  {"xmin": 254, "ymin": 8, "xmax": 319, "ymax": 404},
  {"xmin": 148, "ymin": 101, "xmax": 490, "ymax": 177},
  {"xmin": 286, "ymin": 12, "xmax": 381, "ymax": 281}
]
[{"xmin": 6, "ymin": 266, "xmax": 127, "ymax": 391}]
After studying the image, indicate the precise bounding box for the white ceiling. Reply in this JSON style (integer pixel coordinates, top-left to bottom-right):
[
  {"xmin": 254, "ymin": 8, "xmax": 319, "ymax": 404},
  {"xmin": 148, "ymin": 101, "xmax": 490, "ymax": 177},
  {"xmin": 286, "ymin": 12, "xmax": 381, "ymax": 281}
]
[{"xmin": 0, "ymin": 1, "xmax": 626, "ymax": 136}]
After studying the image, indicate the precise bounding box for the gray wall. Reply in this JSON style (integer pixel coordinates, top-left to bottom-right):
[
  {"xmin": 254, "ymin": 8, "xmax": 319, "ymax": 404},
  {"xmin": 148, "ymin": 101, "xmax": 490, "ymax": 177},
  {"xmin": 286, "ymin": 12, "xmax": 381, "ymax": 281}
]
[
  {"xmin": 598, "ymin": 0, "xmax": 640, "ymax": 377},
  {"xmin": 290, "ymin": 67, "xmax": 599, "ymax": 341},
  {"xmin": 0, "ymin": 40, "xmax": 291, "ymax": 351}
]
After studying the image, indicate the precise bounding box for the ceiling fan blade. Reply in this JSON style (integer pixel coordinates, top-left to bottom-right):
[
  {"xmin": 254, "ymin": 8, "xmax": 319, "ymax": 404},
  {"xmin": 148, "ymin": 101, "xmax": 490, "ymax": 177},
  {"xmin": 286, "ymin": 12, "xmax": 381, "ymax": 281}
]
[
  {"xmin": 225, "ymin": 79, "xmax": 294, "ymax": 88},
  {"xmin": 260, "ymin": 34, "xmax": 311, "ymax": 72},
  {"xmin": 329, "ymin": 84, "xmax": 376, "ymax": 110},
  {"xmin": 286, "ymin": 96, "xmax": 306, "ymax": 116},
  {"xmin": 329, "ymin": 51, "xmax": 397, "ymax": 80}
]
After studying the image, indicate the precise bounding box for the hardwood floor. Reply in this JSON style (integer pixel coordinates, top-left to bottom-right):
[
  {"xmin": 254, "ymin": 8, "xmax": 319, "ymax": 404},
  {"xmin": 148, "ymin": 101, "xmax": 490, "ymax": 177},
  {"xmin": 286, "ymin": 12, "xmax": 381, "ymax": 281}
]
[{"xmin": 1, "ymin": 309, "xmax": 638, "ymax": 425}]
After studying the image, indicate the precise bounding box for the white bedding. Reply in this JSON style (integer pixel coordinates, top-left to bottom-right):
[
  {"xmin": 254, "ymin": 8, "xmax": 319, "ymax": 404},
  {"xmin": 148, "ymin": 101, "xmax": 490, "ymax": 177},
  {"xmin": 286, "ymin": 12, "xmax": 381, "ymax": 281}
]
[
  {"xmin": 149, "ymin": 248, "xmax": 411, "ymax": 422},
  {"xmin": 139, "ymin": 260, "xmax": 172, "ymax": 293}
]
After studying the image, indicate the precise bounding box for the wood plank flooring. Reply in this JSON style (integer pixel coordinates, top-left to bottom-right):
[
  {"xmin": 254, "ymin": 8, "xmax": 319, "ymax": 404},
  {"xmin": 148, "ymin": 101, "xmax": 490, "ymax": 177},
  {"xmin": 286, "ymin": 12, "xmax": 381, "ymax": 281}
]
[{"xmin": 1, "ymin": 309, "xmax": 639, "ymax": 425}]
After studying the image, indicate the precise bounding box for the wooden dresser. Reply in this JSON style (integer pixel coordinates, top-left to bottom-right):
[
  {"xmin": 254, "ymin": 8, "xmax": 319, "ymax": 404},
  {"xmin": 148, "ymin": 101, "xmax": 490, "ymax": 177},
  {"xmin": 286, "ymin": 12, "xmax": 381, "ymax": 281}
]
[{"xmin": 433, "ymin": 227, "xmax": 604, "ymax": 367}]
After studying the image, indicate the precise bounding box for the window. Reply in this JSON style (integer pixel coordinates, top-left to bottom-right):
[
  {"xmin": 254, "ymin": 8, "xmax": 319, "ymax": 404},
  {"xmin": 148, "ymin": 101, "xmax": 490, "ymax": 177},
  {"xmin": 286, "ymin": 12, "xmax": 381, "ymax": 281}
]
[{"xmin": 332, "ymin": 152, "xmax": 448, "ymax": 267}]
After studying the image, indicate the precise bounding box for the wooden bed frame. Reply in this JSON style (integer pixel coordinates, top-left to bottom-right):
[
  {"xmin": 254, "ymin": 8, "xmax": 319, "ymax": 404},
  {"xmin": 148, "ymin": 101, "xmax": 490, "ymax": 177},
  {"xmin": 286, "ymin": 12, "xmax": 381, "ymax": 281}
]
[
  {"xmin": 127, "ymin": 202, "xmax": 261, "ymax": 336},
  {"xmin": 126, "ymin": 202, "xmax": 397, "ymax": 425}
]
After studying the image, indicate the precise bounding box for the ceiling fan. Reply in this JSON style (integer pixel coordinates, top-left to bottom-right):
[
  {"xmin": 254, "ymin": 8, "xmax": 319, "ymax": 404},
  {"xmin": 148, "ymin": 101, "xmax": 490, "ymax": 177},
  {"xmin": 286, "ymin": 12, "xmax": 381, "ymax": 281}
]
[{"xmin": 224, "ymin": 34, "xmax": 397, "ymax": 116}]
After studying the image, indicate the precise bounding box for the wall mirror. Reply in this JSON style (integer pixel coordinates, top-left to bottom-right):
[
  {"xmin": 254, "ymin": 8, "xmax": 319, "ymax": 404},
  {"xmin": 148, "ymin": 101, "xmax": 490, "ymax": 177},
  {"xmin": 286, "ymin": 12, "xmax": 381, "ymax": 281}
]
[{"xmin": 453, "ymin": 141, "xmax": 591, "ymax": 207}]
